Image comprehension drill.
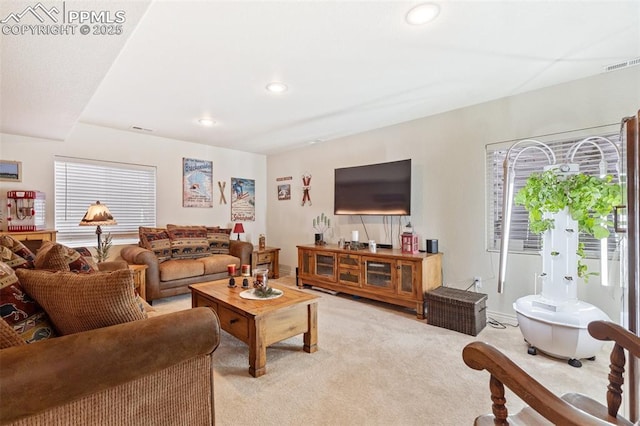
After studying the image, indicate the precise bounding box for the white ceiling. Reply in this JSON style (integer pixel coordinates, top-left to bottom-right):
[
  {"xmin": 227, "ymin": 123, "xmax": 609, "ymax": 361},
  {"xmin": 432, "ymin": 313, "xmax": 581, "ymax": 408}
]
[{"xmin": 2, "ymin": 1, "xmax": 639, "ymax": 155}]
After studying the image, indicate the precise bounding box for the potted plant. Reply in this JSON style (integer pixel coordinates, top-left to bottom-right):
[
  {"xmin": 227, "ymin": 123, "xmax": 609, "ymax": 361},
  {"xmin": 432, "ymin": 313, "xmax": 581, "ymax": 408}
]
[
  {"xmin": 95, "ymin": 233, "xmax": 113, "ymax": 263},
  {"xmin": 514, "ymin": 168, "xmax": 622, "ymax": 279}
]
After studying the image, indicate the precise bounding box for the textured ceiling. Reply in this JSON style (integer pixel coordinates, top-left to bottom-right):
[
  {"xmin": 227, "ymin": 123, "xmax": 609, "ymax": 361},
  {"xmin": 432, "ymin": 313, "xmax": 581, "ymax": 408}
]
[{"xmin": 2, "ymin": 1, "xmax": 639, "ymax": 154}]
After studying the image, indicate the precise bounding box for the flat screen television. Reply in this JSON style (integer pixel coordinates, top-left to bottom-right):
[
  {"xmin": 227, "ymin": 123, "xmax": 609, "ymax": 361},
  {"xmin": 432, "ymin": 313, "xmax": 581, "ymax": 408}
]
[{"xmin": 334, "ymin": 159, "xmax": 411, "ymax": 215}]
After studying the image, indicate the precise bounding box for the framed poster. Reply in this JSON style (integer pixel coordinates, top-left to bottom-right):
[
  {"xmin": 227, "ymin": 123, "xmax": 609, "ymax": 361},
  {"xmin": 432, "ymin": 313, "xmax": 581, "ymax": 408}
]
[
  {"xmin": 183, "ymin": 158, "xmax": 213, "ymax": 208},
  {"xmin": 231, "ymin": 177, "xmax": 255, "ymax": 221},
  {"xmin": 0, "ymin": 160, "xmax": 22, "ymax": 182},
  {"xmin": 277, "ymin": 183, "xmax": 291, "ymax": 200}
]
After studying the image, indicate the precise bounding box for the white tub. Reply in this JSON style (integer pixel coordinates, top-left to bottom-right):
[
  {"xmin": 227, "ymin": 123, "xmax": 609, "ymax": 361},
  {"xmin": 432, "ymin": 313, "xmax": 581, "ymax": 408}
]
[{"xmin": 514, "ymin": 294, "xmax": 610, "ymax": 360}]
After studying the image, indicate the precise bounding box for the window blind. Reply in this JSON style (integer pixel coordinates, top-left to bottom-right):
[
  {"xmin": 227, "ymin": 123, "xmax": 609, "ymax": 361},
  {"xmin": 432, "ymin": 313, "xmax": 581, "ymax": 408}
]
[
  {"xmin": 54, "ymin": 157, "xmax": 156, "ymax": 247},
  {"xmin": 485, "ymin": 131, "xmax": 622, "ymax": 258}
]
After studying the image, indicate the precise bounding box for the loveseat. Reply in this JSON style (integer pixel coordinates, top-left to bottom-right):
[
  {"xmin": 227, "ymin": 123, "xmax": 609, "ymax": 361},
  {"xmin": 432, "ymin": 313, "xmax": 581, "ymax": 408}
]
[
  {"xmin": 1, "ymin": 307, "xmax": 220, "ymax": 425},
  {"xmin": 0, "ymin": 245, "xmax": 221, "ymax": 425},
  {"xmin": 121, "ymin": 225, "xmax": 253, "ymax": 302}
]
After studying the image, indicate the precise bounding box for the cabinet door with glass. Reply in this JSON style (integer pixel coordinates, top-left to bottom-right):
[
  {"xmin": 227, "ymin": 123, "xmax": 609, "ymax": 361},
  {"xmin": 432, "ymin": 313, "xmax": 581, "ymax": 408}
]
[
  {"xmin": 396, "ymin": 259, "xmax": 418, "ymax": 298},
  {"xmin": 298, "ymin": 249, "xmax": 315, "ymax": 280},
  {"xmin": 314, "ymin": 251, "xmax": 337, "ymax": 282},
  {"xmin": 362, "ymin": 256, "xmax": 395, "ymax": 293}
]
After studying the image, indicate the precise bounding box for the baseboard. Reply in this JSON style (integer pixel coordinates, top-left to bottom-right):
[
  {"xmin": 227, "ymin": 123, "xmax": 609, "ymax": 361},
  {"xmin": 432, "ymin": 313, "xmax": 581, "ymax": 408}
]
[
  {"xmin": 486, "ymin": 310, "xmax": 518, "ymax": 326},
  {"xmin": 279, "ymin": 265, "xmax": 293, "ymax": 277}
]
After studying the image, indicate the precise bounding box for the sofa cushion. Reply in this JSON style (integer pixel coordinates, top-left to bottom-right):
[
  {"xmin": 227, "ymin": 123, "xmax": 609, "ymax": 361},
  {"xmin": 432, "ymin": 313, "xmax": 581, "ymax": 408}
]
[
  {"xmin": 35, "ymin": 242, "xmax": 98, "ymax": 273},
  {"xmin": 167, "ymin": 224, "xmax": 210, "ymax": 259},
  {"xmin": 15, "ymin": 269, "xmax": 147, "ymax": 335},
  {"xmin": 199, "ymin": 254, "xmax": 240, "ymax": 275},
  {"xmin": 206, "ymin": 227, "xmax": 231, "ymax": 254},
  {"xmin": 0, "ymin": 236, "xmax": 36, "ymax": 269},
  {"xmin": 139, "ymin": 227, "xmax": 172, "ymax": 263},
  {"xmin": 0, "ymin": 317, "xmax": 25, "ymax": 348},
  {"xmin": 158, "ymin": 258, "xmax": 205, "ymax": 282},
  {"xmin": 0, "ymin": 261, "xmax": 57, "ymax": 343}
]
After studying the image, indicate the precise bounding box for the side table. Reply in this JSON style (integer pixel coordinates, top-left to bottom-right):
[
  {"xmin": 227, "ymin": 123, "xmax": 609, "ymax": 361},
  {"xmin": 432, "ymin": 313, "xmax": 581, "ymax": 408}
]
[
  {"xmin": 129, "ymin": 264, "xmax": 148, "ymax": 301},
  {"xmin": 251, "ymin": 246, "xmax": 280, "ymax": 279}
]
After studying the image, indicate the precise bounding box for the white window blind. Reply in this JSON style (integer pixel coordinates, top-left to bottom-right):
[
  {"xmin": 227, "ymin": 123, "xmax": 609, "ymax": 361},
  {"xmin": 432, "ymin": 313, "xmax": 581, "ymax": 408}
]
[
  {"xmin": 486, "ymin": 131, "xmax": 622, "ymax": 257},
  {"xmin": 54, "ymin": 157, "xmax": 156, "ymax": 247}
]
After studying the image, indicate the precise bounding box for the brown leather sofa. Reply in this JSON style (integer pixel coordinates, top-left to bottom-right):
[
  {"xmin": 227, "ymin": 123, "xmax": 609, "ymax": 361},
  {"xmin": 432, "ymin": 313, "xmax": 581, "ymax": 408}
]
[
  {"xmin": 121, "ymin": 240, "xmax": 253, "ymax": 302},
  {"xmin": 0, "ymin": 307, "xmax": 220, "ymax": 425}
]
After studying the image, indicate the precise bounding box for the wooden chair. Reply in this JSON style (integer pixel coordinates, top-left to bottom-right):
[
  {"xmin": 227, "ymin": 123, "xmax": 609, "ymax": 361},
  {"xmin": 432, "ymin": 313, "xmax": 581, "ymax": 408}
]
[{"xmin": 462, "ymin": 321, "xmax": 639, "ymax": 425}]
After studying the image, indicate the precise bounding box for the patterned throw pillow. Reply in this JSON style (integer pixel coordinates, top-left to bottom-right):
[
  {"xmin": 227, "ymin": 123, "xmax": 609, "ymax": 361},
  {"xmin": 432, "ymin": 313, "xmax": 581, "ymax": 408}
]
[
  {"xmin": 74, "ymin": 246, "xmax": 100, "ymax": 270},
  {"xmin": 0, "ymin": 235, "xmax": 36, "ymax": 269},
  {"xmin": 206, "ymin": 227, "xmax": 231, "ymax": 254},
  {"xmin": 0, "ymin": 261, "xmax": 57, "ymax": 343},
  {"xmin": 167, "ymin": 224, "xmax": 210, "ymax": 259},
  {"xmin": 139, "ymin": 227, "xmax": 172, "ymax": 262},
  {"xmin": 15, "ymin": 268, "xmax": 147, "ymax": 335},
  {"xmin": 35, "ymin": 242, "xmax": 97, "ymax": 273}
]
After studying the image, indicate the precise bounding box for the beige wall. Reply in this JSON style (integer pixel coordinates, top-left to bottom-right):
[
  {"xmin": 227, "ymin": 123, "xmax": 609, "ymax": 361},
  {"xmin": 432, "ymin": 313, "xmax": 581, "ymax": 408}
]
[
  {"xmin": 1, "ymin": 68, "xmax": 638, "ymax": 318},
  {"xmin": 266, "ymin": 67, "xmax": 640, "ymax": 319},
  {"xmin": 0, "ymin": 123, "xmax": 268, "ymax": 245}
]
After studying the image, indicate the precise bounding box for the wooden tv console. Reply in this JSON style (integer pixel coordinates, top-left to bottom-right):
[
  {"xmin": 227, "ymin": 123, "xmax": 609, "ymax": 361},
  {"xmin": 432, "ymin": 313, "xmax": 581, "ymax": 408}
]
[{"xmin": 297, "ymin": 244, "xmax": 442, "ymax": 319}]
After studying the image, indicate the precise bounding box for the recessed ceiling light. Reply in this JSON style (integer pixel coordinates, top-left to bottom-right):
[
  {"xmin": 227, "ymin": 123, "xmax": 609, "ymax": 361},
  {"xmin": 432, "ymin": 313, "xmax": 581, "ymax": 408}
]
[
  {"xmin": 406, "ymin": 3, "xmax": 440, "ymax": 25},
  {"xmin": 198, "ymin": 118, "xmax": 216, "ymax": 126},
  {"xmin": 266, "ymin": 82, "xmax": 288, "ymax": 93}
]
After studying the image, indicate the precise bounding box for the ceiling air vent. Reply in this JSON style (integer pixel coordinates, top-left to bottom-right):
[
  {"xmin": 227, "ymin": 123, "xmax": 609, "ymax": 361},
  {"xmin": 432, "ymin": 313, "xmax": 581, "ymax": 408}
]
[
  {"xmin": 130, "ymin": 125, "xmax": 154, "ymax": 132},
  {"xmin": 604, "ymin": 58, "xmax": 640, "ymax": 72}
]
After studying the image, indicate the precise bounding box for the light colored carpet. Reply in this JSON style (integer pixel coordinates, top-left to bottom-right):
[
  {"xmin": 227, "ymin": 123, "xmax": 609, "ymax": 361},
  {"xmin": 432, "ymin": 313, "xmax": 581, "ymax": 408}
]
[{"xmin": 153, "ymin": 277, "xmax": 611, "ymax": 425}]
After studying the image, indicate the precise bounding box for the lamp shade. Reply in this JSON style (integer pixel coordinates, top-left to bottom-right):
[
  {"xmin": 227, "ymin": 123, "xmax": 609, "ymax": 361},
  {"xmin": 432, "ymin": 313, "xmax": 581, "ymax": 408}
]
[
  {"xmin": 232, "ymin": 223, "xmax": 245, "ymax": 234},
  {"xmin": 79, "ymin": 201, "xmax": 117, "ymax": 226}
]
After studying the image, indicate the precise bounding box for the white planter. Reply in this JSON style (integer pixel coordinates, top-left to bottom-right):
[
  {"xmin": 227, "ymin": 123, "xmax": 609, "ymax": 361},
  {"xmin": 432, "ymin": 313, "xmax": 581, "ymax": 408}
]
[{"xmin": 517, "ymin": 208, "xmax": 609, "ymax": 362}]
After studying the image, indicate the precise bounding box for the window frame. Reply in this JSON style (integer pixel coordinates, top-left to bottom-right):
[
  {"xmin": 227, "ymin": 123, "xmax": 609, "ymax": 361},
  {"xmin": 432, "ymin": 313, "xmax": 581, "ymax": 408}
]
[
  {"xmin": 54, "ymin": 156, "xmax": 157, "ymax": 247},
  {"xmin": 485, "ymin": 125, "xmax": 623, "ymax": 259}
]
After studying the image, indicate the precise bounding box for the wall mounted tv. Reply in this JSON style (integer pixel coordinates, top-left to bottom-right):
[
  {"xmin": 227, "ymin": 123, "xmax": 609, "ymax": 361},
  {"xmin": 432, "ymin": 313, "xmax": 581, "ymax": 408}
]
[{"xmin": 334, "ymin": 159, "xmax": 411, "ymax": 215}]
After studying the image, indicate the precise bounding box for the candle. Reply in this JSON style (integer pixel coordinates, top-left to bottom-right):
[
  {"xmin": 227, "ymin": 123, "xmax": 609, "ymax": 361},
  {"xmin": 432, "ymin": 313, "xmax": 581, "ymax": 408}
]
[
  {"xmin": 241, "ymin": 264, "xmax": 251, "ymax": 276},
  {"xmin": 351, "ymin": 230, "xmax": 359, "ymax": 242},
  {"xmin": 227, "ymin": 264, "xmax": 236, "ymax": 276}
]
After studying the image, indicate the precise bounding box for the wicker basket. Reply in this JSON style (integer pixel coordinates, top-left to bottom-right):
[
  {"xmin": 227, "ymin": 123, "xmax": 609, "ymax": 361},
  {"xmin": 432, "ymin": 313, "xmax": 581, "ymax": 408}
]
[{"xmin": 426, "ymin": 287, "xmax": 487, "ymax": 336}]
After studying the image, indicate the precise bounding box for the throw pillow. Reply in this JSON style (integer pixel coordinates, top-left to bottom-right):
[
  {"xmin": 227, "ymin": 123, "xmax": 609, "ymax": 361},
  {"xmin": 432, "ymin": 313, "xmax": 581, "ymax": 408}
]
[
  {"xmin": 206, "ymin": 227, "xmax": 231, "ymax": 254},
  {"xmin": 34, "ymin": 241, "xmax": 70, "ymax": 271},
  {"xmin": 15, "ymin": 268, "xmax": 147, "ymax": 335},
  {"xmin": 0, "ymin": 261, "xmax": 57, "ymax": 343},
  {"xmin": 34, "ymin": 241, "xmax": 98, "ymax": 273},
  {"xmin": 0, "ymin": 235, "xmax": 36, "ymax": 269},
  {"xmin": 74, "ymin": 246, "xmax": 100, "ymax": 270},
  {"xmin": 0, "ymin": 318, "xmax": 25, "ymax": 349},
  {"xmin": 167, "ymin": 224, "xmax": 210, "ymax": 259},
  {"xmin": 139, "ymin": 227, "xmax": 172, "ymax": 262}
]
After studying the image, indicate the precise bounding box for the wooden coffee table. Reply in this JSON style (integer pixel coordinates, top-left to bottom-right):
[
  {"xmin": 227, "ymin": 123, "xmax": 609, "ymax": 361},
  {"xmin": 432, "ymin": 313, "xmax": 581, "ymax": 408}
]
[{"xmin": 190, "ymin": 279, "xmax": 318, "ymax": 377}]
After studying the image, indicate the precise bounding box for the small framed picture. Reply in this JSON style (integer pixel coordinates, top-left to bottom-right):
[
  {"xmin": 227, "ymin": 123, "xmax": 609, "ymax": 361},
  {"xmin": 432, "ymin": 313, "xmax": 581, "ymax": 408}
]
[
  {"xmin": 278, "ymin": 184, "xmax": 291, "ymax": 200},
  {"xmin": 0, "ymin": 160, "xmax": 22, "ymax": 182}
]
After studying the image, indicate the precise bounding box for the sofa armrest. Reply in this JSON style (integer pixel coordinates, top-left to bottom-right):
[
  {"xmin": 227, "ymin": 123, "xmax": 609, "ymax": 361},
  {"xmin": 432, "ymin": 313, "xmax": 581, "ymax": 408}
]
[
  {"xmin": 0, "ymin": 307, "xmax": 220, "ymax": 424},
  {"xmin": 229, "ymin": 240, "xmax": 253, "ymax": 266},
  {"xmin": 121, "ymin": 245, "xmax": 160, "ymax": 301}
]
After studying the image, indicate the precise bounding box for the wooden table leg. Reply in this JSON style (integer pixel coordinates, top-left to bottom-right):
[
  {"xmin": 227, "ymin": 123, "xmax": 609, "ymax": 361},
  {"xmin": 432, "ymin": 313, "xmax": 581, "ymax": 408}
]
[
  {"xmin": 248, "ymin": 317, "xmax": 267, "ymax": 377},
  {"xmin": 303, "ymin": 302, "xmax": 318, "ymax": 353}
]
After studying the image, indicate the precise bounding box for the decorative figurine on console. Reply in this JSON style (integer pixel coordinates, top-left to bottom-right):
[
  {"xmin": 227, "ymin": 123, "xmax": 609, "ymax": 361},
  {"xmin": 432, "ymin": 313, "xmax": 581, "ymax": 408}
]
[{"xmin": 313, "ymin": 213, "xmax": 330, "ymax": 245}]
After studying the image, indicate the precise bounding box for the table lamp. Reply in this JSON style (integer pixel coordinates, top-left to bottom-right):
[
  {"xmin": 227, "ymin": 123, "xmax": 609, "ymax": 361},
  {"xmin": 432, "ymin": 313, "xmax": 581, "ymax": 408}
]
[
  {"xmin": 232, "ymin": 223, "xmax": 245, "ymax": 240},
  {"xmin": 79, "ymin": 201, "xmax": 117, "ymax": 250}
]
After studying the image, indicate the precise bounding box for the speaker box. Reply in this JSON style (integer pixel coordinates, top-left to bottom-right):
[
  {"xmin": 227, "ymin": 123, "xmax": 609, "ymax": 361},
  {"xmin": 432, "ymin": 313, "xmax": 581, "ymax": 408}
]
[{"xmin": 426, "ymin": 239, "xmax": 438, "ymax": 254}]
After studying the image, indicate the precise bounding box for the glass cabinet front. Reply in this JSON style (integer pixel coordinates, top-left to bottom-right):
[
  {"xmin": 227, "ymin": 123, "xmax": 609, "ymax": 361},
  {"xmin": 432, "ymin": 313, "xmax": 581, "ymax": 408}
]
[
  {"xmin": 315, "ymin": 252, "xmax": 337, "ymax": 281},
  {"xmin": 363, "ymin": 257, "xmax": 394, "ymax": 292}
]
